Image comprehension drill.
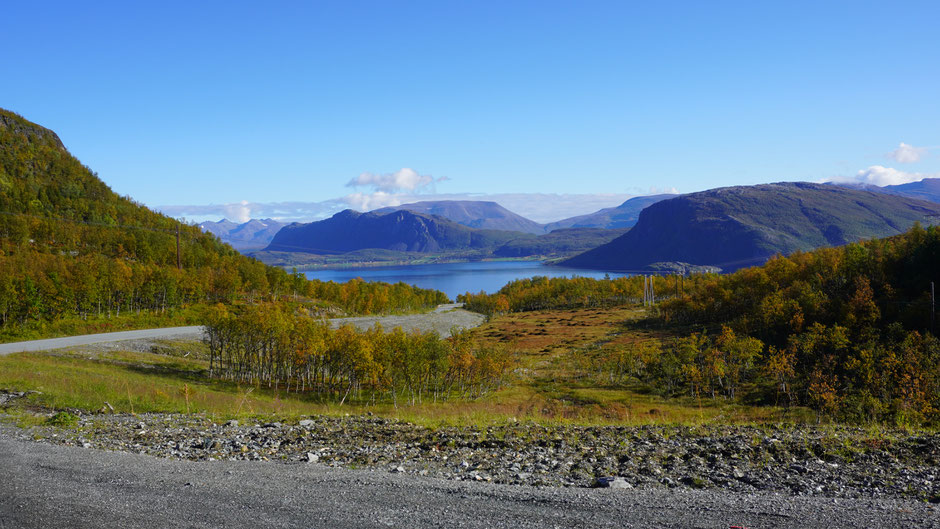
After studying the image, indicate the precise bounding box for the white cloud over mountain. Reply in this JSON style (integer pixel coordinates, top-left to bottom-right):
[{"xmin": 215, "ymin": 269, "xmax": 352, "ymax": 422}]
[
  {"xmin": 828, "ymin": 165, "xmax": 936, "ymax": 187},
  {"xmin": 346, "ymin": 168, "xmax": 437, "ymax": 193},
  {"xmin": 158, "ymin": 192, "xmax": 636, "ymax": 225}
]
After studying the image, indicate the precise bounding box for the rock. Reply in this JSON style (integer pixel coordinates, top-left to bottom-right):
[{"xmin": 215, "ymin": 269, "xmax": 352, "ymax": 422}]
[
  {"xmin": 306, "ymin": 452, "xmax": 319, "ymax": 463},
  {"xmin": 299, "ymin": 420, "xmax": 315, "ymax": 427},
  {"xmin": 594, "ymin": 476, "xmax": 632, "ymax": 489},
  {"xmin": 225, "ymin": 420, "xmax": 239, "ymax": 428}
]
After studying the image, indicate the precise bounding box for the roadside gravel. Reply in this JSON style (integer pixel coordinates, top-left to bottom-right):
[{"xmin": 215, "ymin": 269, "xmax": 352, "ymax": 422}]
[
  {"xmin": 1, "ymin": 422, "xmax": 937, "ymax": 529},
  {"xmin": 8, "ymin": 409, "xmax": 939, "ymax": 503}
]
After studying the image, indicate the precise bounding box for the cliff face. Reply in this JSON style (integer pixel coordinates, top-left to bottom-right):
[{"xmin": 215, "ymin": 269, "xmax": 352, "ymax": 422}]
[
  {"xmin": 563, "ymin": 182, "xmax": 940, "ymax": 271},
  {"xmin": 266, "ymin": 209, "xmax": 523, "ymax": 254},
  {"xmin": 0, "ymin": 109, "xmax": 67, "ymax": 151}
]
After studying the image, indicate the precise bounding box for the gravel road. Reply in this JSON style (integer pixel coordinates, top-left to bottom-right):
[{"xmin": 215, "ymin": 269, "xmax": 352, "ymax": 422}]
[
  {"xmin": 1, "ymin": 425, "xmax": 936, "ymax": 529},
  {"xmin": 329, "ymin": 304, "xmax": 485, "ymax": 336},
  {"xmin": 0, "ymin": 326, "xmax": 205, "ymax": 356},
  {"xmin": 0, "ymin": 304, "xmax": 484, "ymax": 356}
]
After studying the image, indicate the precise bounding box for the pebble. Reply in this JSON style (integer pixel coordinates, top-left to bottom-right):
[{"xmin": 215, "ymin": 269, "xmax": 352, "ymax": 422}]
[{"xmin": 25, "ymin": 412, "xmax": 940, "ymax": 501}]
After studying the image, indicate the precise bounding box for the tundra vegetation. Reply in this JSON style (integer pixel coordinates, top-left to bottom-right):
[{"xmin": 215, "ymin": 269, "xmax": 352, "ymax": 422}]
[{"xmin": 462, "ymin": 225, "xmax": 940, "ymax": 426}]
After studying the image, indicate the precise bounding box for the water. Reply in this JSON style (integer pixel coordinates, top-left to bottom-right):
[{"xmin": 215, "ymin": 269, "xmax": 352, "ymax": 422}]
[{"xmin": 303, "ymin": 260, "xmax": 631, "ymax": 300}]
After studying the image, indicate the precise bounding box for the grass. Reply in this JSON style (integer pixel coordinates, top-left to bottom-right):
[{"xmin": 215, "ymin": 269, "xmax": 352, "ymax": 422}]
[{"xmin": 0, "ymin": 305, "xmax": 816, "ymax": 427}]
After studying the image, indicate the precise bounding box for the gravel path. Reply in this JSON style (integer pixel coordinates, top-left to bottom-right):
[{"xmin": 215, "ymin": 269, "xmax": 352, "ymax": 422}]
[
  {"xmin": 0, "ymin": 304, "xmax": 484, "ymax": 356},
  {"xmin": 329, "ymin": 304, "xmax": 485, "ymax": 337},
  {"xmin": 0, "ymin": 326, "xmax": 205, "ymax": 356},
  {"xmin": 1, "ymin": 424, "xmax": 936, "ymax": 529}
]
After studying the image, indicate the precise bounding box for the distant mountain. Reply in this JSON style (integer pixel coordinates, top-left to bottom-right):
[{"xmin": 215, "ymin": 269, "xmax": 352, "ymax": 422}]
[
  {"xmin": 266, "ymin": 209, "xmax": 524, "ymax": 254},
  {"xmin": 377, "ymin": 200, "xmax": 545, "ymax": 234},
  {"xmin": 493, "ymin": 228, "xmax": 628, "ymax": 258},
  {"xmin": 544, "ymin": 194, "xmax": 675, "ymax": 230},
  {"xmin": 563, "ymin": 182, "xmax": 940, "ymax": 272},
  {"xmin": 200, "ymin": 218, "xmax": 285, "ymax": 250},
  {"xmin": 834, "ymin": 178, "xmax": 940, "ymax": 205}
]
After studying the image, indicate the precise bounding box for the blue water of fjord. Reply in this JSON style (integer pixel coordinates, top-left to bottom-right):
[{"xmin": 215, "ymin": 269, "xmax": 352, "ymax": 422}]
[{"xmin": 304, "ymin": 261, "xmax": 630, "ymax": 301}]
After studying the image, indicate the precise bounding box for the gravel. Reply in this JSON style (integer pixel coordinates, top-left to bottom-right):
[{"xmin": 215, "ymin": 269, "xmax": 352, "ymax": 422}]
[
  {"xmin": 10, "ymin": 411, "xmax": 940, "ymax": 504},
  {"xmin": 2, "ymin": 421, "xmax": 938, "ymax": 529}
]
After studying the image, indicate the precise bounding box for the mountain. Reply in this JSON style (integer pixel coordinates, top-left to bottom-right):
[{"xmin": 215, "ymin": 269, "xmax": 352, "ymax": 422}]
[
  {"xmin": 266, "ymin": 209, "xmax": 525, "ymax": 254},
  {"xmin": 377, "ymin": 200, "xmax": 545, "ymax": 234},
  {"xmin": 544, "ymin": 194, "xmax": 675, "ymax": 230},
  {"xmin": 200, "ymin": 218, "xmax": 285, "ymax": 250},
  {"xmin": 563, "ymin": 182, "xmax": 940, "ymax": 272},
  {"xmin": 883, "ymin": 178, "xmax": 940, "ymax": 203},
  {"xmin": 493, "ymin": 228, "xmax": 628, "ymax": 258}
]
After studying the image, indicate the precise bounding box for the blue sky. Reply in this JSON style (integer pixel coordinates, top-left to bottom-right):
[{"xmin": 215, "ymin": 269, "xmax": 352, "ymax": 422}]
[{"xmin": 3, "ymin": 1, "xmax": 939, "ymax": 222}]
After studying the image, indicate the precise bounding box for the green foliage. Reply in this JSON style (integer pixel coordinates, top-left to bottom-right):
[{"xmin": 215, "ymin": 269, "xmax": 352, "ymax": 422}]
[
  {"xmin": 0, "ymin": 109, "xmax": 447, "ymax": 339},
  {"xmin": 203, "ymin": 304, "xmax": 515, "ymax": 404},
  {"xmin": 460, "ymin": 274, "xmax": 694, "ymax": 314},
  {"xmin": 657, "ymin": 224, "xmax": 940, "ymax": 424},
  {"xmin": 47, "ymin": 411, "xmax": 79, "ymax": 428}
]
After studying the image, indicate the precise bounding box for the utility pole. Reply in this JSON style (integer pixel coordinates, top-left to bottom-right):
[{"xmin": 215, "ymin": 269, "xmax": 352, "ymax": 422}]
[
  {"xmin": 176, "ymin": 222, "xmax": 182, "ymax": 271},
  {"xmin": 931, "ymin": 281, "xmax": 936, "ymax": 335}
]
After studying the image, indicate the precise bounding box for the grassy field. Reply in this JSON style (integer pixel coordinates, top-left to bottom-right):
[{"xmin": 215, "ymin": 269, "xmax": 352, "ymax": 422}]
[{"xmin": 0, "ymin": 307, "xmax": 814, "ymax": 427}]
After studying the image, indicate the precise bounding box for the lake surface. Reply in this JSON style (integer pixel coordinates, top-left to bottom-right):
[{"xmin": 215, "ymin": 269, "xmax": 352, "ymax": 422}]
[{"xmin": 303, "ymin": 261, "xmax": 631, "ymax": 300}]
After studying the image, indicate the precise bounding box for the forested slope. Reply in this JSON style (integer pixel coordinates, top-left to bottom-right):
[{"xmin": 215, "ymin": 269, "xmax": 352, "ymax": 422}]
[{"xmin": 0, "ymin": 109, "xmax": 446, "ymax": 337}]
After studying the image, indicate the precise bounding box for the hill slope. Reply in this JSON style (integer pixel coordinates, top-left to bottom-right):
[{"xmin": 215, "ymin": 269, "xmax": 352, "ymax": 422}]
[
  {"xmin": 266, "ymin": 209, "xmax": 525, "ymax": 254},
  {"xmin": 544, "ymin": 194, "xmax": 674, "ymax": 230},
  {"xmin": 377, "ymin": 200, "xmax": 545, "ymax": 234},
  {"xmin": 0, "ymin": 108, "xmax": 447, "ymax": 336},
  {"xmin": 563, "ymin": 182, "xmax": 940, "ymax": 271},
  {"xmin": 200, "ymin": 218, "xmax": 285, "ymax": 250}
]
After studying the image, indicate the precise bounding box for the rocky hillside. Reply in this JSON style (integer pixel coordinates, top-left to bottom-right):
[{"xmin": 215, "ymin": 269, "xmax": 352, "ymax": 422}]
[
  {"xmin": 266, "ymin": 209, "xmax": 524, "ymax": 254},
  {"xmin": 377, "ymin": 200, "xmax": 545, "ymax": 234},
  {"xmin": 563, "ymin": 182, "xmax": 940, "ymax": 271}
]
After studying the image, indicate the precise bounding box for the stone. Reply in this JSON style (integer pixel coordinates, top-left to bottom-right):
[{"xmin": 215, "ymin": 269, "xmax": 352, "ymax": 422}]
[
  {"xmin": 299, "ymin": 419, "xmax": 315, "ymax": 427},
  {"xmin": 225, "ymin": 420, "xmax": 239, "ymax": 428},
  {"xmin": 306, "ymin": 452, "xmax": 319, "ymax": 463},
  {"xmin": 594, "ymin": 476, "xmax": 632, "ymax": 489}
]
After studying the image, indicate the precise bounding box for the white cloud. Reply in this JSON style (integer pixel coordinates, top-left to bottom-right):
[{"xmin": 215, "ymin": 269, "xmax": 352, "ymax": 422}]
[
  {"xmin": 222, "ymin": 200, "xmax": 252, "ymax": 223},
  {"xmin": 887, "ymin": 142, "xmax": 928, "ymax": 164},
  {"xmin": 346, "ymin": 168, "xmax": 436, "ymax": 193},
  {"xmin": 159, "ymin": 193, "xmax": 639, "ymax": 225},
  {"xmin": 340, "ymin": 192, "xmax": 404, "ymax": 211},
  {"xmin": 826, "ymin": 165, "xmax": 936, "ymax": 187}
]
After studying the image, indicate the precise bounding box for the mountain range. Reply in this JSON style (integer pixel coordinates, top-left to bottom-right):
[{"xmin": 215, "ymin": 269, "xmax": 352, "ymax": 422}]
[
  {"xmin": 199, "ymin": 218, "xmax": 285, "ymax": 250},
  {"xmin": 377, "ymin": 200, "xmax": 545, "ymax": 234},
  {"xmin": 563, "ymin": 182, "xmax": 940, "ymax": 272},
  {"xmin": 543, "ymin": 194, "xmax": 675, "ymax": 231},
  {"xmin": 266, "ymin": 209, "xmax": 524, "ymax": 254}
]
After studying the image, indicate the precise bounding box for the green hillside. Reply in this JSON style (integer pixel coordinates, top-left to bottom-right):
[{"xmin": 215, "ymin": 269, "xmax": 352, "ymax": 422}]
[{"xmin": 0, "ymin": 109, "xmax": 446, "ymax": 339}]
